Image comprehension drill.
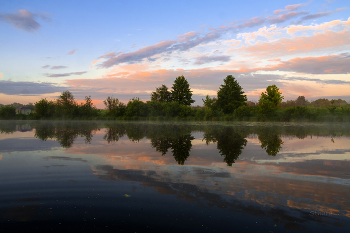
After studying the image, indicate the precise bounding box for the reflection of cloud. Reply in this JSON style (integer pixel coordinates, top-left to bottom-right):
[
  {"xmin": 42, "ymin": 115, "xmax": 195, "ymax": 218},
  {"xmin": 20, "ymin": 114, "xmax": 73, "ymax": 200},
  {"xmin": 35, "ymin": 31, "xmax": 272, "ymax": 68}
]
[
  {"xmin": 0, "ymin": 138, "xmax": 60, "ymax": 152},
  {"xmin": 44, "ymin": 156, "xmax": 87, "ymax": 163},
  {"xmin": 0, "ymin": 9, "xmax": 51, "ymax": 33},
  {"xmin": 0, "ymin": 155, "xmax": 2, "ymax": 160}
]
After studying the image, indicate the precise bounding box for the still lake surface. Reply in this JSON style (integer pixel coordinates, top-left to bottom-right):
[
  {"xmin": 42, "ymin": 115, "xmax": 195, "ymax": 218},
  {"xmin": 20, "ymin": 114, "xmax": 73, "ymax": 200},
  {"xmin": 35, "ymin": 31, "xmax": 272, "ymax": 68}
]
[{"xmin": 0, "ymin": 120, "xmax": 349, "ymax": 232}]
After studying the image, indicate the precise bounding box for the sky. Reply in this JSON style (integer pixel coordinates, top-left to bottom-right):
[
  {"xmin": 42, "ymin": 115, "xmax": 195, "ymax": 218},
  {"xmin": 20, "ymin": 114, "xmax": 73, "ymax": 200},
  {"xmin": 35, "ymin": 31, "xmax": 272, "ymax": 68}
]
[{"xmin": 0, "ymin": 0, "xmax": 349, "ymax": 108}]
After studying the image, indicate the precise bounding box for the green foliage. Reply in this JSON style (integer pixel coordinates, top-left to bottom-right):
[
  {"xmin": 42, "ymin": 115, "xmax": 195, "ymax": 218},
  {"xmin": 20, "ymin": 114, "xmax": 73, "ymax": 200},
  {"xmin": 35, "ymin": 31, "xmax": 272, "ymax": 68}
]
[
  {"xmin": 125, "ymin": 97, "xmax": 148, "ymax": 117},
  {"xmin": 257, "ymin": 128, "xmax": 283, "ymax": 156},
  {"xmin": 259, "ymin": 85, "xmax": 283, "ymax": 107},
  {"xmin": 79, "ymin": 96, "xmax": 99, "ymax": 117},
  {"xmin": 104, "ymin": 96, "xmax": 126, "ymax": 117},
  {"xmin": 56, "ymin": 91, "xmax": 77, "ymax": 117},
  {"xmin": 202, "ymin": 95, "xmax": 217, "ymax": 109},
  {"xmin": 34, "ymin": 98, "xmax": 56, "ymax": 118},
  {"xmin": 234, "ymin": 105, "xmax": 253, "ymax": 119},
  {"xmin": 0, "ymin": 105, "xmax": 16, "ymax": 119},
  {"xmin": 151, "ymin": 84, "xmax": 172, "ymax": 102},
  {"xmin": 171, "ymin": 75, "xmax": 194, "ymax": 106},
  {"xmin": 217, "ymin": 75, "xmax": 247, "ymax": 114},
  {"xmin": 258, "ymin": 85, "xmax": 283, "ymax": 117}
]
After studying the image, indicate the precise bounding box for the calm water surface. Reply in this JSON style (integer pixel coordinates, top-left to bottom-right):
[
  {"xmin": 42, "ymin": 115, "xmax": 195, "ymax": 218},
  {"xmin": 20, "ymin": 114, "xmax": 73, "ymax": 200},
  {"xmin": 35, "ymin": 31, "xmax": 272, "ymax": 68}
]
[{"xmin": 0, "ymin": 121, "xmax": 349, "ymax": 232}]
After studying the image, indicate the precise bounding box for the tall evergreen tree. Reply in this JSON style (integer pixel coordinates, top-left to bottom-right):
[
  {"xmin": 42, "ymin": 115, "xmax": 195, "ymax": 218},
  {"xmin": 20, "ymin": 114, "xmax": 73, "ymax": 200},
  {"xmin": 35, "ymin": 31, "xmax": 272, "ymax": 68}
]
[
  {"xmin": 171, "ymin": 75, "xmax": 194, "ymax": 106},
  {"xmin": 217, "ymin": 75, "xmax": 247, "ymax": 114}
]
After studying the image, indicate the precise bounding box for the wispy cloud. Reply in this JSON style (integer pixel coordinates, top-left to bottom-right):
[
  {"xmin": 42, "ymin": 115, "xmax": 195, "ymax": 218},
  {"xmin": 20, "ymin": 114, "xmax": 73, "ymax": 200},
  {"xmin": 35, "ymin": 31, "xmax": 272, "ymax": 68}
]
[
  {"xmin": 42, "ymin": 65, "xmax": 50, "ymax": 69},
  {"xmin": 294, "ymin": 8, "xmax": 347, "ymax": 24},
  {"xmin": 238, "ymin": 30, "xmax": 350, "ymax": 57},
  {"xmin": 274, "ymin": 3, "xmax": 305, "ymax": 14},
  {"xmin": 51, "ymin": 66, "xmax": 67, "ymax": 70},
  {"xmin": 0, "ymin": 73, "xmax": 2, "ymax": 79},
  {"xmin": 0, "ymin": 81, "xmax": 64, "ymax": 95},
  {"xmin": 194, "ymin": 55, "xmax": 231, "ymax": 65},
  {"xmin": 45, "ymin": 71, "xmax": 87, "ymax": 77},
  {"xmin": 269, "ymin": 11, "xmax": 309, "ymax": 24},
  {"xmin": 98, "ymin": 30, "xmax": 222, "ymax": 68},
  {"xmin": 0, "ymin": 9, "xmax": 51, "ymax": 33},
  {"xmin": 68, "ymin": 49, "xmax": 78, "ymax": 55},
  {"xmin": 90, "ymin": 60, "xmax": 99, "ymax": 69},
  {"xmin": 95, "ymin": 7, "xmax": 325, "ymax": 68},
  {"xmin": 262, "ymin": 53, "xmax": 350, "ymax": 74}
]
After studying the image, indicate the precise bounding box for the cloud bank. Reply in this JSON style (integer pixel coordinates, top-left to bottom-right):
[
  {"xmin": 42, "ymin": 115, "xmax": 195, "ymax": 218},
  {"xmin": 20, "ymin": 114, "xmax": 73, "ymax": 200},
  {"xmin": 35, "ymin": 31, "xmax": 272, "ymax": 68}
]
[{"xmin": 0, "ymin": 81, "xmax": 64, "ymax": 95}]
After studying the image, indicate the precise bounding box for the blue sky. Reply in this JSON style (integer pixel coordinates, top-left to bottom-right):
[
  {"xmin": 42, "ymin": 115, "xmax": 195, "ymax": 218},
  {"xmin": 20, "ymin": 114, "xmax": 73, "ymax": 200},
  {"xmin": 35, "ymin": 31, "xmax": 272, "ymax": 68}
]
[{"xmin": 0, "ymin": 0, "xmax": 349, "ymax": 107}]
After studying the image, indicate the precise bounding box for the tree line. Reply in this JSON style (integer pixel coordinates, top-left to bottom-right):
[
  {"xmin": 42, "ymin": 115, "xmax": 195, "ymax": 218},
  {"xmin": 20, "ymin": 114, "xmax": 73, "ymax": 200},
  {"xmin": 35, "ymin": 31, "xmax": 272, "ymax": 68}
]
[{"xmin": 0, "ymin": 75, "xmax": 349, "ymax": 121}]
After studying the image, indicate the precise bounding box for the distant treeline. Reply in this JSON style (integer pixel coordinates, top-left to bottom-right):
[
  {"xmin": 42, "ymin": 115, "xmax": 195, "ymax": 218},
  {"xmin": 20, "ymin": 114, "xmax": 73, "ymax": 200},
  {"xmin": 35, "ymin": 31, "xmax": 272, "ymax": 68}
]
[{"xmin": 0, "ymin": 75, "xmax": 350, "ymax": 122}]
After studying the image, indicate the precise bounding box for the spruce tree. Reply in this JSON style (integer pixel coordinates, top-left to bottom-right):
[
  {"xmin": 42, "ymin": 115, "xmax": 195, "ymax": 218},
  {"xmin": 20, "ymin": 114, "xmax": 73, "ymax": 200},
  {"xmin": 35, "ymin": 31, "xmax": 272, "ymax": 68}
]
[
  {"xmin": 217, "ymin": 75, "xmax": 247, "ymax": 114},
  {"xmin": 171, "ymin": 75, "xmax": 195, "ymax": 106}
]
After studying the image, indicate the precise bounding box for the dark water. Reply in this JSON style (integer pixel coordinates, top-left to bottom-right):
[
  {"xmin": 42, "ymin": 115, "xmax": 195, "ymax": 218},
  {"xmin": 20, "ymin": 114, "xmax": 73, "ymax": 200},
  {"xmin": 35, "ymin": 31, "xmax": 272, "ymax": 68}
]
[{"xmin": 0, "ymin": 121, "xmax": 350, "ymax": 232}]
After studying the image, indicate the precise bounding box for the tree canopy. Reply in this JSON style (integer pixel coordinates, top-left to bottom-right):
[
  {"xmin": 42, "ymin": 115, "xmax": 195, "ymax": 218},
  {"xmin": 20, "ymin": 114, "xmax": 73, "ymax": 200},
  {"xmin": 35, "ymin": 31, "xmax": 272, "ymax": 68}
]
[
  {"xmin": 171, "ymin": 75, "xmax": 194, "ymax": 106},
  {"xmin": 259, "ymin": 85, "xmax": 283, "ymax": 108},
  {"xmin": 217, "ymin": 75, "xmax": 247, "ymax": 114},
  {"xmin": 151, "ymin": 84, "xmax": 172, "ymax": 102}
]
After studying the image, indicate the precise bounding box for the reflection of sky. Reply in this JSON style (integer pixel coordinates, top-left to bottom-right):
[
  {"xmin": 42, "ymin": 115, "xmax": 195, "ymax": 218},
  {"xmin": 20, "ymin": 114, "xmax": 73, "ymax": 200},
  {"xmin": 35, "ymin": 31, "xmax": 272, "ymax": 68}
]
[{"xmin": 1, "ymin": 126, "xmax": 350, "ymax": 226}]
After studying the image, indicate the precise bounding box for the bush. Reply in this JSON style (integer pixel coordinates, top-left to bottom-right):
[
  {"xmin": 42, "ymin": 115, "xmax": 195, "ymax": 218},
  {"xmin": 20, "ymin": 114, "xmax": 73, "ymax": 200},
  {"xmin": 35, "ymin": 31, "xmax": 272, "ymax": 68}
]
[{"xmin": 0, "ymin": 105, "xmax": 16, "ymax": 119}]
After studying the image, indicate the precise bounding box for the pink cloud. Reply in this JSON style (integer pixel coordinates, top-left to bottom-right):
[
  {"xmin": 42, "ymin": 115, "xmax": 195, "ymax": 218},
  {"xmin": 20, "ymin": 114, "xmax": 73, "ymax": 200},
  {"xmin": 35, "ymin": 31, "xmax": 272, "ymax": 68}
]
[
  {"xmin": 256, "ymin": 54, "xmax": 350, "ymax": 74},
  {"xmin": 177, "ymin": 31, "xmax": 196, "ymax": 42},
  {"xmin": 239, "ymin": 30, "xmax": 350, "ymax": 57},
  {"xmin": 274, "ymin": 3, "xmax": 305, "ymax": 14},
  {"xmin": 68, "ymin": 49, "xmax": 78, "ymax": 55},
  {"xmin": 90, "ymin": 60, "xmax": 99, "ymax": 69},
  {"xmin": 287, "ymin": 17, "xmax": 350, "ymax": 34},
  {"xmin": 269, "ymin": 11, "xmax": 308, "ymax": 24},
  {"xmin": 218, "ymin": 25, "xmax": 227, "ymax": 29},
  {"xmin": 99, "ymin": 40, "xmax": 176, "ymax": 68},
  {"xmin": 98, "ymin": 52, "xmax": 116, "ymax": 59},
  {"xmin": 0, "ymin": 73, "xmax": 2, "ymax": 79}
]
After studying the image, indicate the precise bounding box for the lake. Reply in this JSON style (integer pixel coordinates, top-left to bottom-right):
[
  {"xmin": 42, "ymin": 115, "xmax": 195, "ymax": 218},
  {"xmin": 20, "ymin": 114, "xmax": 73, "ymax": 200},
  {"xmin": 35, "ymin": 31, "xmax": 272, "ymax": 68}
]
[{"xmin": 0, "ymin": 120, "xmax": 349, "ymax": 232}]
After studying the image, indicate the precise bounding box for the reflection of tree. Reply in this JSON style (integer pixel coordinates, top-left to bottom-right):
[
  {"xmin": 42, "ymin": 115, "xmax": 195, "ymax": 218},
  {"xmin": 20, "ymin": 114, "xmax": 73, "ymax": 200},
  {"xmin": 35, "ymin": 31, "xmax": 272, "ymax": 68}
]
[
  {"xmin": 148, "ymin": 124, "xmax": 194, "ymax": 165},
  {"xmin": 171, "ymin": 134, "xmax": 194, "ymax": 165},
  {"xmin": 257, "ymin": 128, "xmax": 283, "ymax": 156},
  {"xmin": 34, "ymin": 122, "xmax": 99, "ymax": 148},
  {"xmin": 0, "ymin": 122, "xmax": 19, "ymax": 134},
  {"xmin": 125, "ymin": 124, "xmax": 147, "ymax": 142},
  {"xmin": 203, "ymin": 127, "xmax": 248, "ymax": 166},
  {"xmin": 103, "ymin": 125, "xmax": 126, "ymax": 143}
]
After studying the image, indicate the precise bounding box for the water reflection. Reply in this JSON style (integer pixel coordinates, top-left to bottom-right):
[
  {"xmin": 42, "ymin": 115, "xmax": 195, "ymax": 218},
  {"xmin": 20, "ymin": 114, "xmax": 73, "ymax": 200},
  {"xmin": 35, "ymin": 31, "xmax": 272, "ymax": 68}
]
[
  {"xmin": 257, "ymin": 127, "xmax": 283, "ymax": 156},
  {"xmin": 0, "ymin": 121, "xmax": 350, "ymax": 232},
  {"xmin": 34, "ymin": 122, "xmax": 100, "ymax": 148},
  {"xmin": 203, "ymin": 126, "xmax": 247, "ymax": 165}
]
